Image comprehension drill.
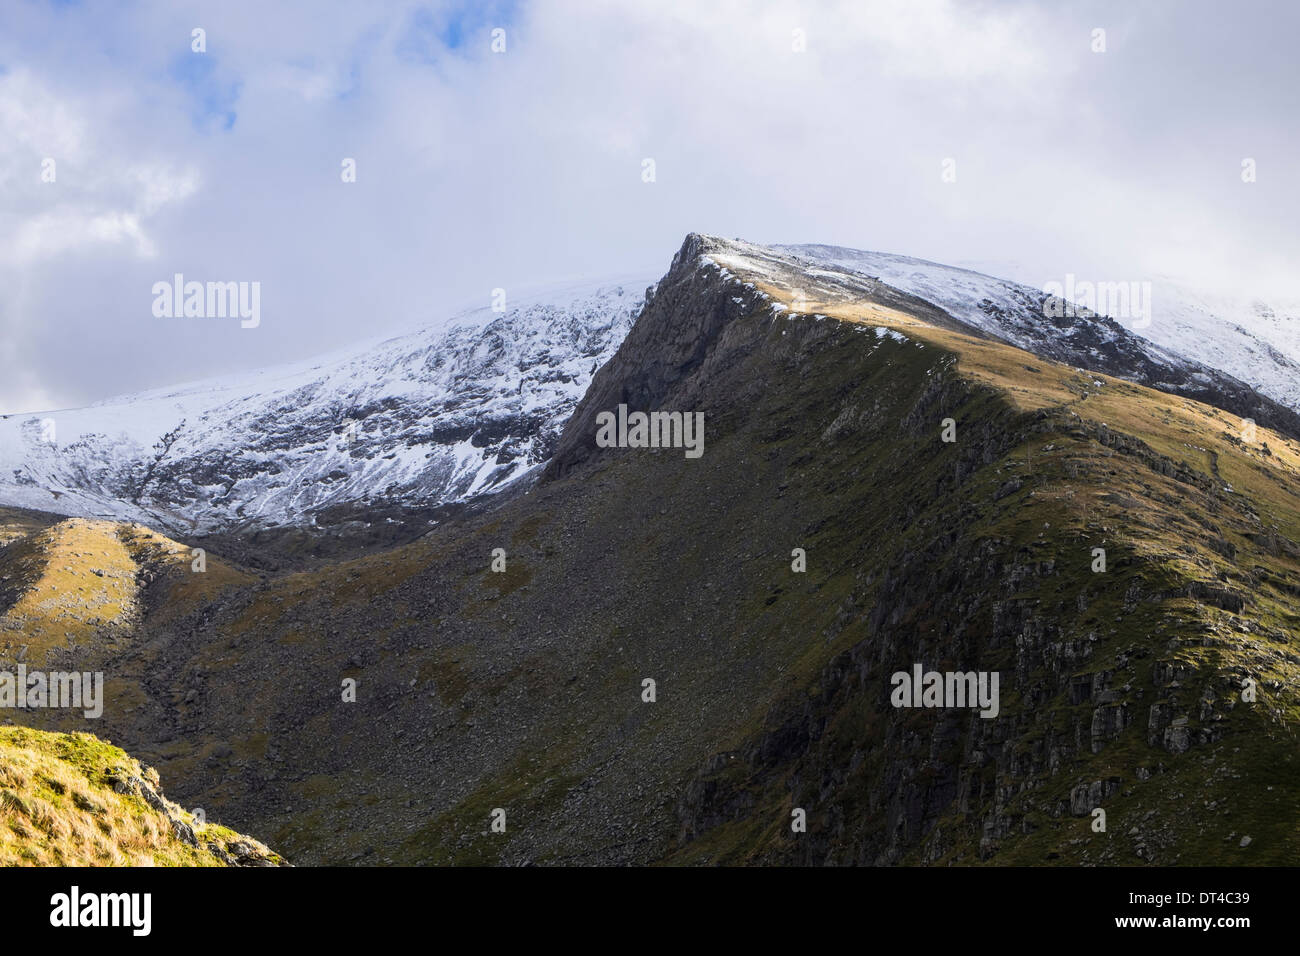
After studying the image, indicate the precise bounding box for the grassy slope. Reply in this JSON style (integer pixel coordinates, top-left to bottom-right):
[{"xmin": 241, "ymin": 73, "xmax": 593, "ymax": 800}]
[
  {"xmin": 0, "ymin": 517, "xmax": 251, "ymax": 669},
  {"xmin": 0, "ymin": 514, "xmax": 279, "ymax": 865},
  {"xmin": 0, "ymin": 726, "xmax": 283, "ymax": 866},
  {"xmin": 656, "ymin": 282, "xmax": 1300, "ymax": 865}
]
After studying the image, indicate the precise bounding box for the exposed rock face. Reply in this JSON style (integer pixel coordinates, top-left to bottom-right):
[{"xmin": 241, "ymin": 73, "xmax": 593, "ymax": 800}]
[{"xmin": 545, "ymin": 234, "xmax": 758, "ymax": 479}]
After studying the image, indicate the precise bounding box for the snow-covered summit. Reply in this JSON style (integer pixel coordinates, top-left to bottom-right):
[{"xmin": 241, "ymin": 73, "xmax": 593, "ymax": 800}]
[
  {"xmin": 0, "ymin": 279, "xmax": 650, "ymax": 532},
  {"xmin": 771, "ymin": 243, "xmax": 1300, "ymax": 414},
  {"xmin": 684, "ymin": 235, "xmax": 1300, "ymax": 442}
]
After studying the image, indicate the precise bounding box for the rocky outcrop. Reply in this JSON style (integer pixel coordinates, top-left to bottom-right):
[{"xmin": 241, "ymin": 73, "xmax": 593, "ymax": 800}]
[{"xmin": 0, "ymin": 726, "xmax": 285, "ymax": 866}]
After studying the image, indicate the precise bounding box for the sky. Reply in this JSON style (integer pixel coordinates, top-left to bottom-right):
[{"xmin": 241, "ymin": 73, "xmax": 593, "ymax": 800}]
[{"xmin": 1, "ymin": 0, "xmax": 1297, "ymax": 413}]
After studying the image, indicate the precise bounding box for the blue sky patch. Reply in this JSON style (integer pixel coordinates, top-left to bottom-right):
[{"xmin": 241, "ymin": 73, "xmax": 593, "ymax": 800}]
[
  {"xmin": 169, "ymin": 51, "xmax": 240, "ymax": 130},
  {"xmin": 396, "ymin": 0, "xmax": 519, "ymax": 64}
]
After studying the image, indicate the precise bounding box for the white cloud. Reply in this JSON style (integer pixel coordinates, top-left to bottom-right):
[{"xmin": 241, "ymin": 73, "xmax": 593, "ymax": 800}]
[
  {"xmin": 0, "ymin": 70, "xmax": 198, "ymax": 264},
  {"xmin": 0, "ymin": 0, "xmax": 1295, "ymax": 412}
]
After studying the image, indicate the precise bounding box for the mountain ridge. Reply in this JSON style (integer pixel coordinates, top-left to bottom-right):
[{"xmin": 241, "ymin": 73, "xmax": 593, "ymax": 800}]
[{"xmin": 3, "ymin": 235, "xmax": 1298, "ymax": 543}]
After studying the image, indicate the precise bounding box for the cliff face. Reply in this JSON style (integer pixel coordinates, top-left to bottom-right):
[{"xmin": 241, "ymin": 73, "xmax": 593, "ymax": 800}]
[
  {"xmin": 5, "ymin": 234, "xmax": 1298, "ymax": 867},
  {"xmin": 543, "ymin": 234, "xmax": 747, "ymax": 480},
  {"xmin": 544, "ymin": 233, "xmax": 995, "ymax": 481}
]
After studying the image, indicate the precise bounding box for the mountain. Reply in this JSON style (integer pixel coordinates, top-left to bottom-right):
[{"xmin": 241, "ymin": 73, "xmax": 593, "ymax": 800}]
[
  {"xmin": 2, "ymin": 240, "xmax": 1296, "ymax": 548},
  {"xmin": 0, "ymin": 280, "xmax": 649, "ymax": 535},
  {"xmin": 4, "ymin": 233, "xmax": 1296, "ymax": 867}
]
